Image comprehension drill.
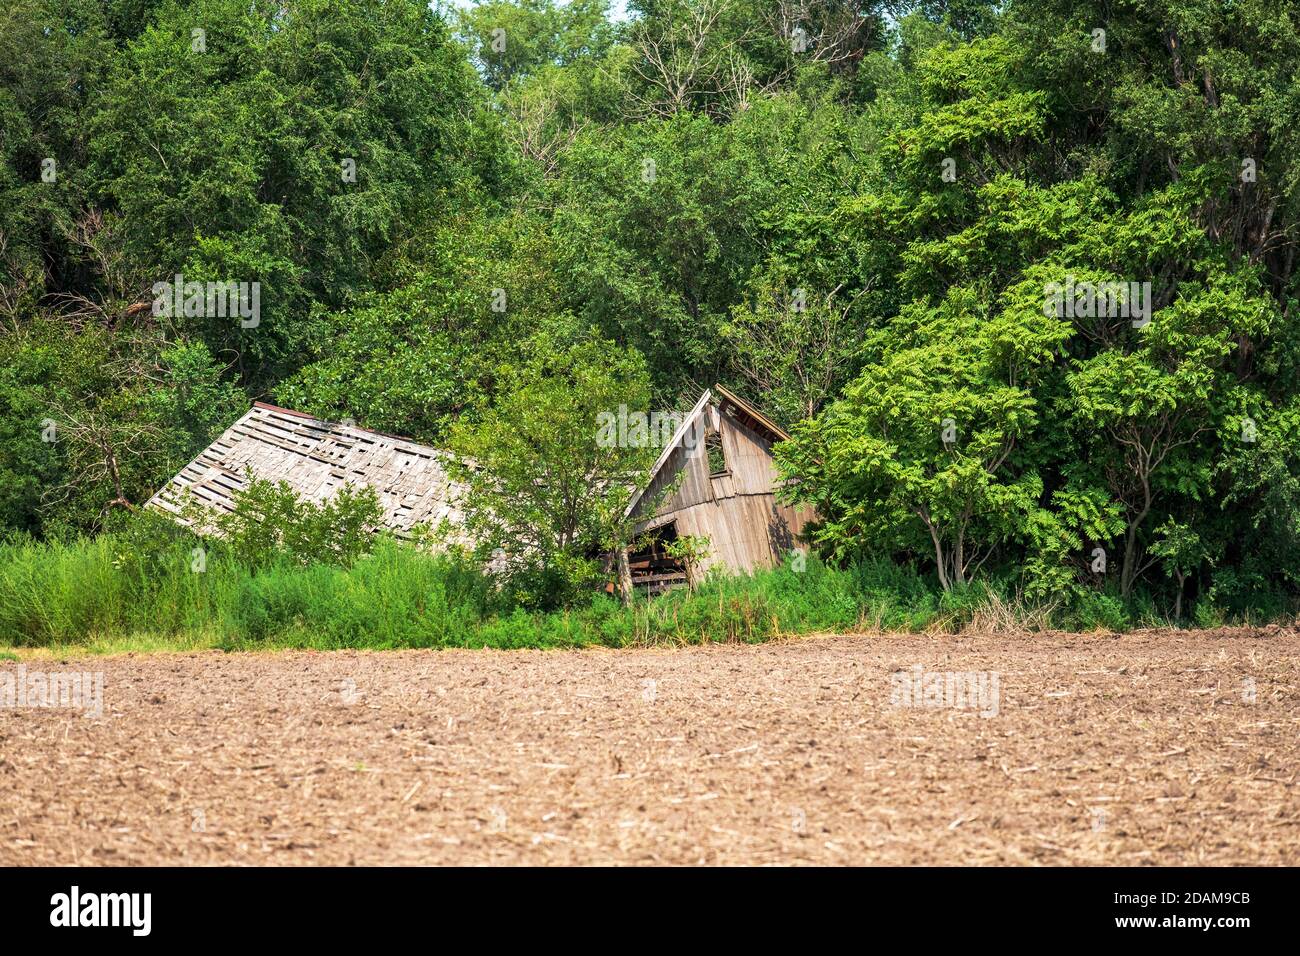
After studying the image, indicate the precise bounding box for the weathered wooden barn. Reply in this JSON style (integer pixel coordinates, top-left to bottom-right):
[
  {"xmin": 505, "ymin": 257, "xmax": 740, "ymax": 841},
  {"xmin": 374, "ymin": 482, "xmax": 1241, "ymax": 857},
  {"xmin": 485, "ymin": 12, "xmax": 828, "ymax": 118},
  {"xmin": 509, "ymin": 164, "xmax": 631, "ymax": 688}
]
[
  {"xmin": 146, "ymin": 402, "xmax": 470, "ymax": 542},
  {"xmin": 151, "ymin": 390, "xmax": 811, "ymax": 596},
  {"xmin": 617, "ymin": 385, "xmax": 816, "ymax": 594}
]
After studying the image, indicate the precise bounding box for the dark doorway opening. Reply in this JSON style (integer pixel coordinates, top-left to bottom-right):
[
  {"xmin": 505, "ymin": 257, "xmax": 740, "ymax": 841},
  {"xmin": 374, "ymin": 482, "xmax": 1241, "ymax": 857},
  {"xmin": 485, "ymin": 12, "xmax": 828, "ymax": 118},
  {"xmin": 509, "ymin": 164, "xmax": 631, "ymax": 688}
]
[{"xmin": 608, "ymin": 522, "xmax": 688, "ymax": 598}]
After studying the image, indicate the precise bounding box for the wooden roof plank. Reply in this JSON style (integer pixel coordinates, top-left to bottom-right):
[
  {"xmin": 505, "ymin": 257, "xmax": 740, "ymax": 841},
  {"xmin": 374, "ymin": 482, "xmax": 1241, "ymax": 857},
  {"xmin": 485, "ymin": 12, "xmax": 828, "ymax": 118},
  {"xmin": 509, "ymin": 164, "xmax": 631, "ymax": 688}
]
[{"xmin": 145, "ymin": 405, "xmax": 472, "ymax": 546}]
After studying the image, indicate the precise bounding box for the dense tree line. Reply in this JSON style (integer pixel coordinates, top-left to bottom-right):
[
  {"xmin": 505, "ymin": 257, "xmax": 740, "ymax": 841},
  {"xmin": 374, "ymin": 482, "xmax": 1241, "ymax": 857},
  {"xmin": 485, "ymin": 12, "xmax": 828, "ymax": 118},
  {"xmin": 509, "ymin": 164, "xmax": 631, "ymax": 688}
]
[{"xmin": 2, "ymin": 0, "xmax": 1299, "ymax": 616}]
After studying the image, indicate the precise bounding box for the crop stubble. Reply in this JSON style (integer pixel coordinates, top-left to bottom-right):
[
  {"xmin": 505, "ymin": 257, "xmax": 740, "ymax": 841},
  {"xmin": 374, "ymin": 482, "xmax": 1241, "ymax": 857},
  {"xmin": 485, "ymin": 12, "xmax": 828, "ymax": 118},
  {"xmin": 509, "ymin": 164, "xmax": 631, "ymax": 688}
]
[{"xmin": 1, "ymin": 628, "xmax": 1296, "ymax": 865}]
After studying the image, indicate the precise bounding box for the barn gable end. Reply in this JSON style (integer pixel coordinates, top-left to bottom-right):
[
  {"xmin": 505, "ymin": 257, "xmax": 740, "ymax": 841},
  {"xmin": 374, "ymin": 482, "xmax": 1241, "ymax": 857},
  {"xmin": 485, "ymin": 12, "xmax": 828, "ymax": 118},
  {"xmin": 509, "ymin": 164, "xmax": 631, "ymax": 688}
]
[{"xmin": 623, "ymin": 386, "xmax": 815, "ymax": 584}]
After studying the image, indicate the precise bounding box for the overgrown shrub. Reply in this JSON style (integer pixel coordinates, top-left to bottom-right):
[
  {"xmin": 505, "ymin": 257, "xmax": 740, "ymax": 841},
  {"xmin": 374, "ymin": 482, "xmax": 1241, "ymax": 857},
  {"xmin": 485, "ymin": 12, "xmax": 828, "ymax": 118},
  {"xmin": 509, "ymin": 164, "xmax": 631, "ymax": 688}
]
[{"xmin": 186, "ymin": 477, "xmax": 384, "ymax": 570}]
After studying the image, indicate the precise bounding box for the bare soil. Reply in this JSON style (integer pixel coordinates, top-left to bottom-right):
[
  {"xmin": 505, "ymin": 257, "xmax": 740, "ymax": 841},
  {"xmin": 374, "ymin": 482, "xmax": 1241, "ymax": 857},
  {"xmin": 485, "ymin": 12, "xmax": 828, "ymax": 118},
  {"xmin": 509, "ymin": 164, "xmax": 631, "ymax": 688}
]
[{"xmin": 2, "ymin": 628, "xmax": 1297, "ymax": 865}]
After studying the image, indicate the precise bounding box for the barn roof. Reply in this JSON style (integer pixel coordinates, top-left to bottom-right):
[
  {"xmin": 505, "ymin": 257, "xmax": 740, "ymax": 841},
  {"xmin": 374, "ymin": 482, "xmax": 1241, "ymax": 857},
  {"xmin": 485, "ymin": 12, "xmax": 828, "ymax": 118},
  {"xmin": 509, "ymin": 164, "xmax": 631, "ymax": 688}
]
[
  {"xmin": 146, "ymin": 402, "xmax": 468, "ymax": 541},
  {"xmin": 712, "ymin": 384, "xmax": 791, "ymax": 443}
]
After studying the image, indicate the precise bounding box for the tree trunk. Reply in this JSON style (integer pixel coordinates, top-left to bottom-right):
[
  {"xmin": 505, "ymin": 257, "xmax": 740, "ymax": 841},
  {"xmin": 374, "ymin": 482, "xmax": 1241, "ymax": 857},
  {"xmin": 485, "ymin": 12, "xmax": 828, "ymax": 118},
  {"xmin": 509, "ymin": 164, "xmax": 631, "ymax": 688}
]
[
  {"xmin": 1120, "ymin": 485, "xmax": 1153, "ymax": 599},
  {"xmin": 616, "ymin": 547, "xmax": 633, "ymax": 606},
  {"xmin": 921, "ymin": 512, "xmax": 950, "ymax": 591},
  {"xmin": 1120, "ymin": 525, "xmax": 1139, "ymax": 599},
  {"xmin": 953, "ymin": 524, "xmax": 967, "ymax": 588}
]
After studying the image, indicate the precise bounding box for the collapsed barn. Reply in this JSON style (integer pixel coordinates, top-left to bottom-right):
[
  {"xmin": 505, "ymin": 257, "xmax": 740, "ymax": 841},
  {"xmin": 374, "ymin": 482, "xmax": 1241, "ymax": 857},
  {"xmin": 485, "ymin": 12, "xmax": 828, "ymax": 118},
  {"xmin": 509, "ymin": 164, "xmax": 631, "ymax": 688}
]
[{"xmin": 148, "ymin": 387, "xmax": 813, "ymax": 596}]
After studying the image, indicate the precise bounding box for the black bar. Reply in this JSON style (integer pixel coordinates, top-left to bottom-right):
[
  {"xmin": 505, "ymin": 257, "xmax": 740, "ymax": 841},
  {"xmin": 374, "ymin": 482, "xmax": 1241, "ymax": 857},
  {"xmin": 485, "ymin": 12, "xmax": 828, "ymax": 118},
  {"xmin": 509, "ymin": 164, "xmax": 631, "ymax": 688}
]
[{"xmin": 0, "ymin": 866, "xmax": 1288, "ymax": 944}]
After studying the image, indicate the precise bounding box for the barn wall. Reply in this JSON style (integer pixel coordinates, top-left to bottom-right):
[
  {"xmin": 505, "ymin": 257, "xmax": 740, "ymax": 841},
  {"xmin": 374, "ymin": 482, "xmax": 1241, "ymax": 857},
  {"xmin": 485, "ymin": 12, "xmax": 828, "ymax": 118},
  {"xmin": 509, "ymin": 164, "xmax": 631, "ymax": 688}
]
[
  {"xmin": 645, "ymin": 404, "xmax": 788, "ymax": 515},
  {"xmin": 720, "ymin": 405, "xmax": 783, "ymax": 495},
  {"xmin": 669, "ymin": 495, "xmax": 816, "ymax": 574}
]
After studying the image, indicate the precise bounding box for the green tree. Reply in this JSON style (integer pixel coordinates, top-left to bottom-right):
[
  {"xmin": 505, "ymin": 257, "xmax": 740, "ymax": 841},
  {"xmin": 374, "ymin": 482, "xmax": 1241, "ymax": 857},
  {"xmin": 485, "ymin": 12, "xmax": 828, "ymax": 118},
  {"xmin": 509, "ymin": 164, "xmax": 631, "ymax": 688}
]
[
  {"xmin": 456, "ymin": 0, "xmax": 615, "ymax": 92},
  {"xmin": 201, "ymin": 477, "xmax": 384, "ymax": 569},
  {"xmin": 779, "ymin": 287, "xmax": 1068, "ymax": 589},
  {"xmin": 448, "ymin": 328, "xmax": 657, "ymax": 607},
  {"xmin": 88, "ymin": 0, "xmax": 484, "ymax": 386}
]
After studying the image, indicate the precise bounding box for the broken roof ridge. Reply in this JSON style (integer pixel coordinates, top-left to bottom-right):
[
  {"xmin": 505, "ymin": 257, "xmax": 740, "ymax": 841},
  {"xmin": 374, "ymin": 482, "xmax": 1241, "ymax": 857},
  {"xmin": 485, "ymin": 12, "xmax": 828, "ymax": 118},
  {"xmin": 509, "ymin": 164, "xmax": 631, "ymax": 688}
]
[
  {"xmin": 711, "ymin": 383, "xmax": 791, "ymax": 442},
  {"xmin": 620, "ymin": 384, "xmax": 795, "ymax": 522}
]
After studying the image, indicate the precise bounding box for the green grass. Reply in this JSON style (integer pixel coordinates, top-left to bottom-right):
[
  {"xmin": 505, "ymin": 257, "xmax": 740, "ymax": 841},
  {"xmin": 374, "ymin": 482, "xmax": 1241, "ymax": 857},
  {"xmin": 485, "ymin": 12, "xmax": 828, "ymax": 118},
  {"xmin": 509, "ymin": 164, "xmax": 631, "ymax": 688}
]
[
  {"xmin": 202, "ymin": 544, "xmax": 939, "ymax": 650},
  {"xmin": 4, "ymin": 632, "xmax": 223, "ymax": 659},
  {"xmin": 0, "ymin": 533, "xmax": 1290, "ymax": 653}
]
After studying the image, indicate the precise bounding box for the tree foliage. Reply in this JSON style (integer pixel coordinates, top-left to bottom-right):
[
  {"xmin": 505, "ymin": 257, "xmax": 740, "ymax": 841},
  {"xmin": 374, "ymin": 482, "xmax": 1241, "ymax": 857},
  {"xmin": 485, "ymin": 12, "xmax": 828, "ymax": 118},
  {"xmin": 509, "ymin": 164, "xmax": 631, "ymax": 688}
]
[{"xmin": 4, "ymin": 0, "xmax": 1300, "ymax": 619}]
